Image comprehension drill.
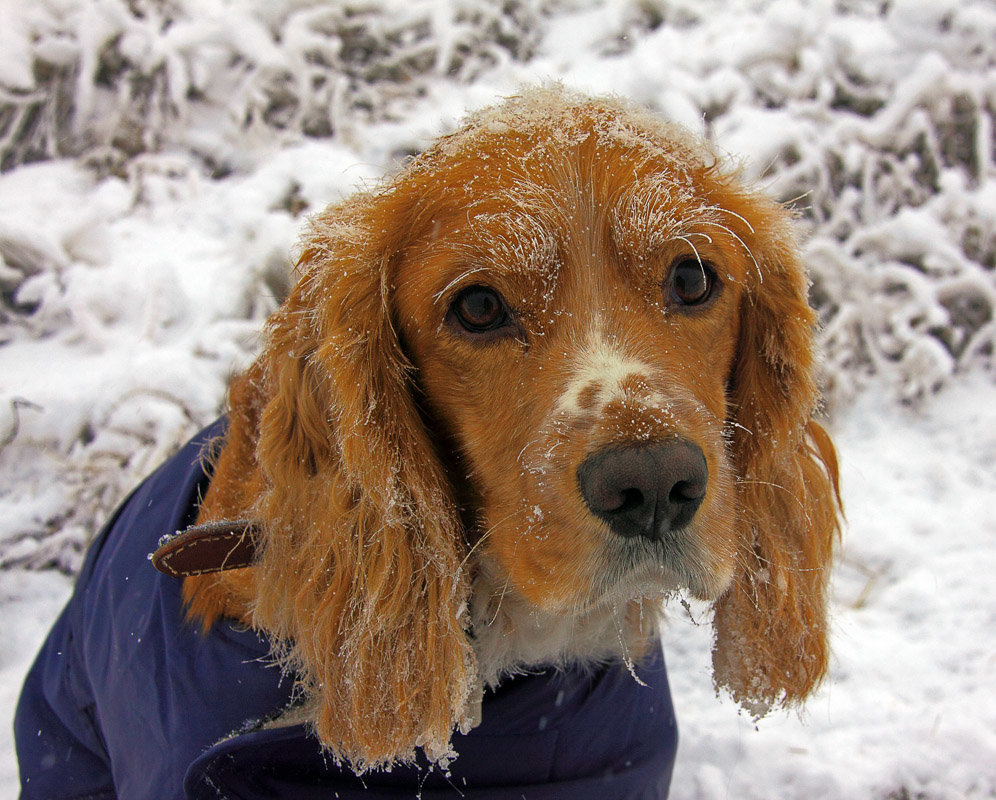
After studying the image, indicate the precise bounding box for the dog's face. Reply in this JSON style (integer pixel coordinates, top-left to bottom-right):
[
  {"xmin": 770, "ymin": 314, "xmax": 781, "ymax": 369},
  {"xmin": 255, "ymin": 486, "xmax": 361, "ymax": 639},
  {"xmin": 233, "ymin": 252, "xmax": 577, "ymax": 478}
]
[
  {"xmin": 394, "ymin": 119, "xmax": 747, "ymax": 614},
  {"xmin": 192, "ymin": 89, "xmax": 839, "ymax": 768}
]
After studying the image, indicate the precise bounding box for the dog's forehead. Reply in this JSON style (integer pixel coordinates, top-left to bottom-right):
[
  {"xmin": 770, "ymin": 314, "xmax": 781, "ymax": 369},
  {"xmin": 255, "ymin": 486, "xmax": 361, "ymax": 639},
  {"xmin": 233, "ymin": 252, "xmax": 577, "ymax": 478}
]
[
  {"xmin": 423, "ymin": 131, "xmax": 703, "ymax": 230},
  {"xmin": 430, "ymin": 115, "xmax": 723, "ymax": 261}
]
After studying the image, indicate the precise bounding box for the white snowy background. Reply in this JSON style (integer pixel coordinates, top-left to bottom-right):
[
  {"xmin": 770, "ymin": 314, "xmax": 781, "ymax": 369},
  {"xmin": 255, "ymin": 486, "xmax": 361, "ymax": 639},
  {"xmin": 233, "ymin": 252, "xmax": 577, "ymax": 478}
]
[{"xmin": 1, "ymin": 0, "xmax": 995, "ymax": 797}]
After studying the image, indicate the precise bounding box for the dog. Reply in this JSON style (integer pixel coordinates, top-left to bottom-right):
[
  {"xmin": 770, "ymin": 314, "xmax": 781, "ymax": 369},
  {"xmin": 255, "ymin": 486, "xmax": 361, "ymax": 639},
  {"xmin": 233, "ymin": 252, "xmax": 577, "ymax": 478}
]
[{"xmin": 16, "ymin": 87, "xmax": 840, "ymax": 799}]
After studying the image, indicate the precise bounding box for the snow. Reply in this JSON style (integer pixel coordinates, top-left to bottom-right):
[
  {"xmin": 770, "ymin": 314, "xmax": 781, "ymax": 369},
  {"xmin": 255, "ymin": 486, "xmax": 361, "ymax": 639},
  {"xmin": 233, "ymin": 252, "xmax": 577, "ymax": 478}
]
[
  {"xmin": 664, "ymin": 376, "xmax": 996, "ymax": 799},
  {"xmin": 2, "ymin": 0, "xmax": 995, "ymax": 797},
  {"xmin": 0, "ymin": 569, "xmax": 71, "ymax": 794}
]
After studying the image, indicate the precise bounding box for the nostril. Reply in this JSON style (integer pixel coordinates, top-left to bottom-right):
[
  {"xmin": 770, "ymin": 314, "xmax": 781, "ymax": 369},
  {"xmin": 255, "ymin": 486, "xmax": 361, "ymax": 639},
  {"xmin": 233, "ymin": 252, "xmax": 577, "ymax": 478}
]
[
  {"xmin": 616, "ymin": 488, "xmax": 645, "ymax": 514},
  {"xmin": 670, "ymin": 478, "xmax": 705, "ymax": 505}
]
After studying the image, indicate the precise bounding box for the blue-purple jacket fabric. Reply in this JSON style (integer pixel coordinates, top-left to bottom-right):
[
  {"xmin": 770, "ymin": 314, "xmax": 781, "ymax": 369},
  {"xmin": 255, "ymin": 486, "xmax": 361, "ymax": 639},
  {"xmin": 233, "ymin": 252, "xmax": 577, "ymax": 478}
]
[{"xmin": 15, "ymin": 421, "xmax": 678, "ymax": 799}]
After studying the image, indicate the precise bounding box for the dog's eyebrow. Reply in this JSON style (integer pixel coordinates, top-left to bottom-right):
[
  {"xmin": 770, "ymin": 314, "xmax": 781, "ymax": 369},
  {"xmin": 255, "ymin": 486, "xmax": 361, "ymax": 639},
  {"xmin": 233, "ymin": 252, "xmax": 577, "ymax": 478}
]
[
  {"xmin": 610, "ymin": 175, "xmax": 708, "ymax": 253},
  {"xmin": 449, "ymin": 204, "xmax": 562, "ymax": 279},
  {"xmin": 433, "ymin": 266, "xmax": 493, "ymax": 302}
]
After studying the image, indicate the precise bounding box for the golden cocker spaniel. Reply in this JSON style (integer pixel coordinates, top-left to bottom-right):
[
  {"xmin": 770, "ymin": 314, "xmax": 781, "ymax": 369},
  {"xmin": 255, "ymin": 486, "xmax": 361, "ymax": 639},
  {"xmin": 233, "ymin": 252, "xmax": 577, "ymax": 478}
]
[{"xmin": 178, "ymin": 87, "xmax": 840, "ymax": 769}]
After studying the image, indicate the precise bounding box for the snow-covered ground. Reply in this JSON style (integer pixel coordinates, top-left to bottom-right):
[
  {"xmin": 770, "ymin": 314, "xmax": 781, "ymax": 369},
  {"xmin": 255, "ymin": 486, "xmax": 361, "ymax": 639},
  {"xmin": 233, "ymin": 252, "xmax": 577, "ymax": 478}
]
[
  {"xmin": 664, "ymin": 377, "xmax": 996, "ymax": 799},
  {"xmin": 2, "ymin": 0, "xmax": 995, "ymax": 797}
]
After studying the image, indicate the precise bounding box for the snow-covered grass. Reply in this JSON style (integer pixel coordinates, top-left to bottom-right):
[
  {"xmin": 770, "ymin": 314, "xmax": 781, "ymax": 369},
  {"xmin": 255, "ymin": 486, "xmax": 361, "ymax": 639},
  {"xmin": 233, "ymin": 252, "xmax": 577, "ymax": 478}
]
[{"xmin": 2, "ymin": 0, "xmax": 995, "ymax": 797}]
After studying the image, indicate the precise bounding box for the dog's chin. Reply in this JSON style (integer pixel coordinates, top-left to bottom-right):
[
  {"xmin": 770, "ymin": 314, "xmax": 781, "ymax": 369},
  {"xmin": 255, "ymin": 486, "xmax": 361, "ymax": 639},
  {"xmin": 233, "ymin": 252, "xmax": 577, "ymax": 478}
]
[
  {"xmin": 472, "ymin": 512, "xmax": 735, "ymax": 617},
  {"xmin": 469, "ymin": 532, "xmax": 734, "ymax": 682},
  {"xmin": 584, "ymin": 535, "xmax": 736, "ymax": 612}
]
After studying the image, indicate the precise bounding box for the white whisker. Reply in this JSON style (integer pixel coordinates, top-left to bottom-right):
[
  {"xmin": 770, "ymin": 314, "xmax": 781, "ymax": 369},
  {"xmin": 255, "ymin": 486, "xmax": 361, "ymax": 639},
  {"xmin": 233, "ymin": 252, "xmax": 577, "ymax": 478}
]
[
  {"xmin": 712, "ymin": 205, "xmax": 755, "ymax": 234},
  {"xmin": 699, "ymin": 220, "xmax": 762, "ymax": 284},
  {"xmin": 677, "ymin": 235, "xmax": 706, "ymax": 285},
  {"xmin": 434, "ymin": 267, "xmax": 490, "ymax": 302}
]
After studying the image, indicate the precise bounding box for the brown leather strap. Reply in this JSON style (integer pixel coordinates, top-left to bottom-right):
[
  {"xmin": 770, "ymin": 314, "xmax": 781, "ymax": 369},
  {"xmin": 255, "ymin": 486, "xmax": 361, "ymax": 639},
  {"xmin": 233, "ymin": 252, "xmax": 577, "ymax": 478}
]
[{"xmin": 151, "ymin": 520, "xmax": 260, "ymax": 577}]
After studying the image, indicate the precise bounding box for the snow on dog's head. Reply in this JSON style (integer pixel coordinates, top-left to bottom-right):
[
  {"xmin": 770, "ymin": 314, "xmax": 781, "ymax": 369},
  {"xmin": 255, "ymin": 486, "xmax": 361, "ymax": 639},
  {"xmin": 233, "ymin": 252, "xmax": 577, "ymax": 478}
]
[{"xmin": 185, "ymin": 86, "xmax": 842, "ymax": 768}]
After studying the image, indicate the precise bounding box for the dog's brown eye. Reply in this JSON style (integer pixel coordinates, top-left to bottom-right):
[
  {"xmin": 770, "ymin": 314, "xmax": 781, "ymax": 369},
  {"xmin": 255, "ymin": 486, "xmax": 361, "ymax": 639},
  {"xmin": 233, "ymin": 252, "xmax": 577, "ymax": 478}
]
[
  {"xmin": 668, "ymin": 259, "xmax": 715, "ymax": 306},
  {"xmin": 451, "ymin": 286, "xmax": 511, "ymax": 334}
]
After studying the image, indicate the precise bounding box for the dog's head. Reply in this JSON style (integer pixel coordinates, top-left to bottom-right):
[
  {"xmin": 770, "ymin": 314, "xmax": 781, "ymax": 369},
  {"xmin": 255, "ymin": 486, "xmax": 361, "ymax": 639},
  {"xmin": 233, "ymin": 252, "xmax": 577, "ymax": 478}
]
[{"xmin": 192, "ymin": 88, "xmax": 840, "ymax": 768}]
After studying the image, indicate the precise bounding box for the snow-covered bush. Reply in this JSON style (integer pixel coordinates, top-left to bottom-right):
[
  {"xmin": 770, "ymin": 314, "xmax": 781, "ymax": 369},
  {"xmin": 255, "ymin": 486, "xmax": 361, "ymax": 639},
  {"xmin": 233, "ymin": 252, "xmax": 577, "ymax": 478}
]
[
  {"xmin": 0, "ymin": 0, "xmax": 543, "ymax": 175},
  {"xmin": 4, "ymin": 0, "xmax": 993, "ymax": 407},
  {"xmin": 721, "ymin": 3, "xmax": 996, "ymax": 404},
  {"xmin": 2, "ymin": 0, "xmax": 996, "ymax": 571}
]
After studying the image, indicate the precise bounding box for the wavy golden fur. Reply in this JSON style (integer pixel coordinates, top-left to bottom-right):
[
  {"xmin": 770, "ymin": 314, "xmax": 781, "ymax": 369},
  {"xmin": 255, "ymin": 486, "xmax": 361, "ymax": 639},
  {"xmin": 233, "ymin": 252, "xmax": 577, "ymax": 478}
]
[{"xmin": 183, "ymin": 87, "xmax": 841, "ymax": 769}]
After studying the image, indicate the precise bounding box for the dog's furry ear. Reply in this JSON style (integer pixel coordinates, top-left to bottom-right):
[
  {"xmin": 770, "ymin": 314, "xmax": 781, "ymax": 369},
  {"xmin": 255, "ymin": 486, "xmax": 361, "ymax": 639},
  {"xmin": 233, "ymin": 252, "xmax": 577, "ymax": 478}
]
[
  {"xmin": 711, "ymin": 191, "xmax": 841, "ymax": 715},
  {"xmin": 250, "ymin": 195, "xmax": 476, "ymax": 768}
]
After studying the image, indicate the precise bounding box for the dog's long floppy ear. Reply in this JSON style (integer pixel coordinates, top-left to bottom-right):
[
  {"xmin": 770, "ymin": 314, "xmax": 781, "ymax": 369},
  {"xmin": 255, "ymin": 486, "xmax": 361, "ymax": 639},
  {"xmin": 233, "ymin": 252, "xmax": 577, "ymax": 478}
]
[
  {"xmin": 711, "ymin": 190, "xmax": 842, "ymax": 716},
  {"xmin": 249, "ymin": 194, "xmax": 477, "ymax": 768}
]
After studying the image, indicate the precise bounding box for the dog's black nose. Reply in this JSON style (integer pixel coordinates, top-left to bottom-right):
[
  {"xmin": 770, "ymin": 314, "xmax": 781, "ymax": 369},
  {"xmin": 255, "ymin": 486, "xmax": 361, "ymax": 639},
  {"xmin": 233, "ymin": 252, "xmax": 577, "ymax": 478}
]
[{"xmin": 577, "ymin": 440, "xmax": 708, "ymax": 540}]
